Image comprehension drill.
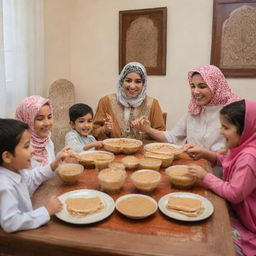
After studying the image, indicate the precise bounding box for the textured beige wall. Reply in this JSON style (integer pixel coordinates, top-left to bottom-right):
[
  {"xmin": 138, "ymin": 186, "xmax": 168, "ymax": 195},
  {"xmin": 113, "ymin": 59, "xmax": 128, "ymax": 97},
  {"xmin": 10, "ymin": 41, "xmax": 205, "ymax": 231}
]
[
  {"xmin": 44, "ymin": 0, "xmax": 256, "ymax": 129},
  {"xmin": 44, "ymin": 0, "xmax": 72, "ymax": 93}
]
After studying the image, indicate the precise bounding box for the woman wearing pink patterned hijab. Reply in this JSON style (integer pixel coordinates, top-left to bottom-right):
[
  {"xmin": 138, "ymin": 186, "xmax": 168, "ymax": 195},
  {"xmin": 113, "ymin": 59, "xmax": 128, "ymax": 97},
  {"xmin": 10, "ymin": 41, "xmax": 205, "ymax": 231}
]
[
  {"xmin": 16, "ymin": 95, "xmax": 55, "ymax": 167},
  {"xmin": 187, "ymin": 65, "xmax": 240, "ymax": 115},
  {"xmin": 133, "ymin": 64, "xmax": 240, "ymax": 153}
]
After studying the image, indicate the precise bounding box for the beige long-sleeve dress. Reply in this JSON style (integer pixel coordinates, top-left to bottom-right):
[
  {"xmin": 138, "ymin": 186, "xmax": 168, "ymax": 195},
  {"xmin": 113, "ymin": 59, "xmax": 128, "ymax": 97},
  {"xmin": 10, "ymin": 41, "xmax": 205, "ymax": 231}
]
[{"xmin": 92, "ymin": 93, "xmax": 165, "ymax": 141}]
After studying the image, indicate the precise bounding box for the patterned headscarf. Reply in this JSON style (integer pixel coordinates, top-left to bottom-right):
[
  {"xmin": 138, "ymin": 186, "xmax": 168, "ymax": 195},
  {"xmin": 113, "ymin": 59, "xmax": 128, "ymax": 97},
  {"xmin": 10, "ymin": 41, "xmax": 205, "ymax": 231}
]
[
  {"xmin": 188, "ymin": 65, "xmax": 240, "ymax": 115},
  {"xmin": 117, "ymin": 62, "xmax": 147, "ymax": 108},
  {"xmin": 16, "ymin": 95, "xmax": 52, "ymax": 164}
]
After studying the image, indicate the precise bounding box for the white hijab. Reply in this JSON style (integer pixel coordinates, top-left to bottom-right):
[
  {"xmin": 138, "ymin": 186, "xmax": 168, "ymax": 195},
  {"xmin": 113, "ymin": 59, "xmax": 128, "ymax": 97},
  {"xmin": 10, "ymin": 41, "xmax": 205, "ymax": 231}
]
[{"xmin": 116, "ymin": 62, "xmax": 147, "ymax": 108}]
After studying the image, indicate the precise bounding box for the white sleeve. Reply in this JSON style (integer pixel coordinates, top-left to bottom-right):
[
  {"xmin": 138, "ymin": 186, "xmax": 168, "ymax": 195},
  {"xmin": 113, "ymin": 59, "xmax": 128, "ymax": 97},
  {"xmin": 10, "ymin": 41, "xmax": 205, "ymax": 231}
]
[
  {"xmin": 47, "ymin": 139, "xmax": 56, "ymax": 162},
  {"xmin": 0, "ymin": 185, "xmax": 50, "ymax": 233},
  {"xmin": 21, "ymin": 165, "xmax": 55, "ymax": 194},
  {"xmin": 164, "ymin": 114, "xmax": 188, "ymax": 145}
]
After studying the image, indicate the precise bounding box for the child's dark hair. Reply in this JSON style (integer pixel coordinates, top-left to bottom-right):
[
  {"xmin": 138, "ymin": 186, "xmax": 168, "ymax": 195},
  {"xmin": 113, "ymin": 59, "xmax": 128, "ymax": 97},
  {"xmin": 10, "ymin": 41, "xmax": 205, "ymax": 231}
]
[
  {"xmin": 0, "ymin": 119, "xmax": 29, "ymax": 165},
  {"xmin": 69, "ymin": 103, "xmax": 93, "ymax": 122},
  {"xmin": 220, "ymin": 100, "xmax": 245, "ymax": 136}
]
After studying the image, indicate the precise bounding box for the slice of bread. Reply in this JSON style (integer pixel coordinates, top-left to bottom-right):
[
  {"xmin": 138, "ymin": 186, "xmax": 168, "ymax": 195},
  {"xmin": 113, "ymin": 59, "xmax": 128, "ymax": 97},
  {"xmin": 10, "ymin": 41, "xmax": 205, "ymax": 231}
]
[
  {"xmin": 167, "ymin": 196, "xmax": 204, "ymax": 217},
  {"xmin": 65, "ymin": 197, "xmax": 104, "ymax": 218}
]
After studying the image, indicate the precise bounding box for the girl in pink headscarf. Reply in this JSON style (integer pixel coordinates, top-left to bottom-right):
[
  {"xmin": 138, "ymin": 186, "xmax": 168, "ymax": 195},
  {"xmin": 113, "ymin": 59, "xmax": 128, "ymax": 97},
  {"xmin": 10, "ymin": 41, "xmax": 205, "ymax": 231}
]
[
  {"xmin": 132, "ymin": 65, "xmax": 240, "ymax": 152},
  {"xmin": 187, "ymin": 100, "xmax": 256, "ymax": 256},
  {"xmin": 16, "ymin": 95, "xmax": 55, "ymax": 167}
]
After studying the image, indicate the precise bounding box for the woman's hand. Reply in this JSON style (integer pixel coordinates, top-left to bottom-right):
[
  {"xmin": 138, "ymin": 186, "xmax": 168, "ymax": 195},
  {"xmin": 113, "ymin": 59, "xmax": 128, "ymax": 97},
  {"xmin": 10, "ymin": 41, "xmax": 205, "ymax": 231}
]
[
  {"xmin": 184, "ymin": 144, "xmax": 205, "ymax": 160},
  {"xmin": 104, "ymin": 113, "xmax": 113, "ymax": 135},
  {"xmin": 45, "ymin": 195, "xmax": 62, "ymax": 215},
  {"xmin": 131, "ymin": 116, "xmax": 151, "ymax": 132},
  {"xmin": 187, "ymin": 165, "xmax": 207, "ymax": 180}
]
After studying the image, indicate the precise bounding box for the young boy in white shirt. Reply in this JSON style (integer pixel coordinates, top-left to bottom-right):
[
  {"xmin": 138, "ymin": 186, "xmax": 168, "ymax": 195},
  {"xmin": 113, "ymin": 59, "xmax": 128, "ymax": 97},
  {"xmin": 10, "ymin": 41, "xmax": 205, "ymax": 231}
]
[
  {"xmin": 0, "ymin": 119, "xmax": 70, "ymax": 233},
  {"xmin": 65, "ymin": 103, "xmax": 103, "ymax": 153}
]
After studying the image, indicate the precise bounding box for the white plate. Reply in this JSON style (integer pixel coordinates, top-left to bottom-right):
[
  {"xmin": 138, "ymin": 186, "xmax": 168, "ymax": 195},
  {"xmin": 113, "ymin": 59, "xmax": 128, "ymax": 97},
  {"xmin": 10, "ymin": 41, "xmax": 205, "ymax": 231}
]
[
  {"xmin": 55, "ymin": 189, "xmax": 115, "ymax": 224},
  {"xmin": 158, "ymin": 192, "xmax": 214, "ymax": 222},
  {"xmin": 115, "ymin": 194, "xmax": 158, "ymax": 219},
  {"xmin": 144, "ymin": 143, "xmax": 183, "ymax": 155}
]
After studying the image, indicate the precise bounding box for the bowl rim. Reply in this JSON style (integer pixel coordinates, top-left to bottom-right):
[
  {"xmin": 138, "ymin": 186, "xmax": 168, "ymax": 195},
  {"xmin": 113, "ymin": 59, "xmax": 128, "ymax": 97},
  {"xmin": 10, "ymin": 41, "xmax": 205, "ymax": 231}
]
[
  {"xmin": 165, "ymin": 165, "xmax": 189, "ymax": 173},
  {"xmin": 139, "ymin": 157, "xmax": 162, "ymax": 164},
  {"xmin": 144, "ymin": 151, "xmax": 174, "ymax": 159},
  {"xmin": 144, "ymin": 143, "xmax": 184, "ymax": 155},
  {"xmin": 98, "ymin": 168, "xmax": 127, "ymax": 181},
  {"xmin": 57, "ymin": 163, "xmax": 84, "ymax": 174},
  {"xmin": 121, "ymin": 156, "xmax": 140, "ymax": 166},
  {"xmin": 131, "ymin": 169, "xmax": 161, "ymax": 183},
  {"xmin": 103, "ymin": 138, "xmax": 143, "ymax": 146},
  {"xmin": 165, "ymin": 165, "xmax": 195, "ymax": 181},
  {"xmin": 79, "ymin": 150, "xmax": 115, "ymax": 157},
  {"xmin": 78, "ymin": 151, "xmax": 115, "ymax": 162},
  {"xmin": 56, "ymin": 163, "xmax": 84, "ymax": 184},
  {"xmin": 115, "ymin": 193, "xmax": 158, "ymax": 219}
]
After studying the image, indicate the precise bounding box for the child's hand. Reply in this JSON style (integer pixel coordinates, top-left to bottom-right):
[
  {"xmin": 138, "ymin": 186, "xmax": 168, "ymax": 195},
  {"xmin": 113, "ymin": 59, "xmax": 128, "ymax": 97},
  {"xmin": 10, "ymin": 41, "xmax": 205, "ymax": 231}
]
[
  {"xmin": 83, "ymin": 141, "xmax": 104, "ymax": 151},
  {"xmin": 104, "ymin": 114, "xmax": 113, "ymax": 135},
  {"xmin": 45, "ymin": 195, "xmax": 62, "ymax": 215},
  {"xmin": 55, "ymin": 146, "xmax": 74, "ymax": 163},
  {"xmin": 188, "ymin": 165, "xmax": 207, "ymax": 180},
  {"xmin": 92, "ymin": 141, "xmax": 103, "ymax": 149},
  {"xmin": 51, "ymin": 146, "xmax": 76, "ymax": 170},
  {"xmin": 184, "ymin": 144, "xmax": 204, "ymax": 160}
]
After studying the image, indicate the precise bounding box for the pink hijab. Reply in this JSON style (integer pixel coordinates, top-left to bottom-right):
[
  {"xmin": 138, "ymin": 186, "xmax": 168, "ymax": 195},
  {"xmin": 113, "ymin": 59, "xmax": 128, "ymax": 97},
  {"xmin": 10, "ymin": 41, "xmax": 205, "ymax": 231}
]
[
  {"xmin": 188, "ymin": 65, "xmax": 240, "ymax": 115},
  {"xmin": 16, "ymin": 95, "xmax": 52, "ymax": 164},
  {"xmin": 222, "ymin": 100, "xmax": 256, "ymax": 181},
  {"xmin": 221, "ymin": 100, "xmax": 256, "ymax": 240}
]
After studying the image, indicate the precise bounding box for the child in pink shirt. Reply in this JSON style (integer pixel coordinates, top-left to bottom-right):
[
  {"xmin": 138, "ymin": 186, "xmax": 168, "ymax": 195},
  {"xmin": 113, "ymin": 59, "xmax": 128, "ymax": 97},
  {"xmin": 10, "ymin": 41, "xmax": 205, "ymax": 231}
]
[{"xmin": 186, "ymin": 100, "xmax": 256, "ymax": 256}]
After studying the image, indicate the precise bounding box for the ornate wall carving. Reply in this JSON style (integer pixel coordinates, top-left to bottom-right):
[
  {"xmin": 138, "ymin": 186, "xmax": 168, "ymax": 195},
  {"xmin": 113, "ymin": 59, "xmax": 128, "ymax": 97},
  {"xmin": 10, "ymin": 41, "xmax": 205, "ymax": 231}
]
[
  {"xmin": 221, "ymin": 6, "xmax": 256, "ymax": 68},
  {"xmin": 126, "ymin": 17, "xmax": 158, "ymax": 68}
]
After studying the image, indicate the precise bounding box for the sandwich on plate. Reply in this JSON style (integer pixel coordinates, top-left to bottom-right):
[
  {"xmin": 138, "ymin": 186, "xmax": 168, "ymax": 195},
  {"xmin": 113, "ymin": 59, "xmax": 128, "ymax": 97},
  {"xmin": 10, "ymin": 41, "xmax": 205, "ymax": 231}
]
[
  {"xmin": 166, "ymin": 196, "xmax": 204, "ymax": 217},
  {"xmin": 65, "ymin": 197, "xmax": 104, "ymax": 218}
]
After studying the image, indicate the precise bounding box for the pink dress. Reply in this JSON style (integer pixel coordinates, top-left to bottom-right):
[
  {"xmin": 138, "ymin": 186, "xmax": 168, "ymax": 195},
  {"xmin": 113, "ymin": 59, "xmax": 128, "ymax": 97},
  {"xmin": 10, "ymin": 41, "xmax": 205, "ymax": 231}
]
[{"xmin": 203, "ymin": 100, "xmax": 256, "ymax": 256}]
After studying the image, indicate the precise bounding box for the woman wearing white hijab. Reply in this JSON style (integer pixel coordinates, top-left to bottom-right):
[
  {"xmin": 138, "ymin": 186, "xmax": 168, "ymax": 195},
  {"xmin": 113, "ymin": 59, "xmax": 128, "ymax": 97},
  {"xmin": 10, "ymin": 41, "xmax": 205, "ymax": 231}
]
[{"xmin": 92, "ymin": 62, "xmax": 165, "ymax": 141}]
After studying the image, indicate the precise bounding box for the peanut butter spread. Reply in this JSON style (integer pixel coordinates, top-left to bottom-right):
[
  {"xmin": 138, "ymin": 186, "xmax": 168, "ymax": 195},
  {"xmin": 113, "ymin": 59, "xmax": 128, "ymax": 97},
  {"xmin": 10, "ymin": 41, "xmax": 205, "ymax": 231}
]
[
  {"xmin": 99, "ymin": 169, "xmax": 124, "ymax": 182},
  {"xmin": 117, "ymin": 196, "xmax": 156, "ymax": 216},
  {"xmin": 133, "ymin": 171, "xmax": 160, "ymax": 183},
  {"xmin": 169, "ymin": 167, "xmax": 193, "ymax": 180},
  {"xmin": 105, "ymin": 138, "xmax": 141, "ymax": 147},
  {"xmin": 146, "ymin": 144, "xmax": 182, "ymax": 154},
  {"xmin": 80, "ymin": 152, "xmax": 113, "ymax": 161},
  {"xmin": 122, "ymin": 156, "xmax": 139, "ymax": 164},
  {"xmin": 59, "ymin": 167, "xmax": 81, "ymax": 176}
]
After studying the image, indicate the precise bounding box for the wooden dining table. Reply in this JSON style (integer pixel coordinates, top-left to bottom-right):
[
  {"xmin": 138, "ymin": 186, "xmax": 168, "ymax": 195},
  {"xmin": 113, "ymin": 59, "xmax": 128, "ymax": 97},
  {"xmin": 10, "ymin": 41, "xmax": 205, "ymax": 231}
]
[{"xmin": 0, "ymin": 152, "xmax": 236, "ymax": 256}]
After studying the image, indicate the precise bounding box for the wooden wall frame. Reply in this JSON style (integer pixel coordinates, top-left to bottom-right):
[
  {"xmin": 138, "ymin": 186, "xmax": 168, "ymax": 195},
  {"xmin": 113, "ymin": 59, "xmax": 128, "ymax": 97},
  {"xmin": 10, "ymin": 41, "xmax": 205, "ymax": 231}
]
[
  {"xmin": 119, "ymin": 7, "xmax": 167, "ymax": 75},
  {"xmin": 211, "ymin": 0, "xmax": 256, "ymax": 77}
]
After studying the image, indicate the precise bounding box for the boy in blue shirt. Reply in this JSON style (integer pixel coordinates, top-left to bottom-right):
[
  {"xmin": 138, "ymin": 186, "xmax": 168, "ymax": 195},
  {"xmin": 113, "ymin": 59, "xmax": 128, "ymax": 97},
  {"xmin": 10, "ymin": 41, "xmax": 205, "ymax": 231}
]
[{"xmin": 65, "ymin": 103, "xmax": 103, "ymax": 152}]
